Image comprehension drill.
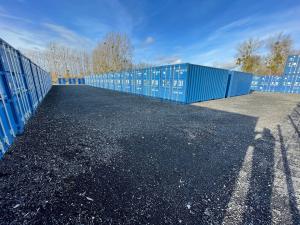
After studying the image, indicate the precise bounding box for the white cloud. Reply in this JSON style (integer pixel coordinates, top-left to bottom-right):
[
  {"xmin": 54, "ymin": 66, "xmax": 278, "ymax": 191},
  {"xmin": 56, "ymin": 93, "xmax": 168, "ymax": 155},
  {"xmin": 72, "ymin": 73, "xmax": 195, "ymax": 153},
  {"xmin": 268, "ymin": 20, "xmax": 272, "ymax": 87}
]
[
  {"xmin": 155, "ymin": 55, "xmax": 182, "ymax": 65},
  {"xmin": 42, "ymin": 23, "xmax": 93, "ymax": 48},
  {"xmin": 144, "ymin": 36, "xmax": 155, "ymax": 45},
  {"xmin": 175, "ymin": 6, "xmax": 300, "ymax": 68},
  {"xmin": 0, "ymin": 21, "xmax": 46, "ymax": 50},
  {"xmin": 0, "ymin": 8, "xmax": 31, "ymax": 23}
]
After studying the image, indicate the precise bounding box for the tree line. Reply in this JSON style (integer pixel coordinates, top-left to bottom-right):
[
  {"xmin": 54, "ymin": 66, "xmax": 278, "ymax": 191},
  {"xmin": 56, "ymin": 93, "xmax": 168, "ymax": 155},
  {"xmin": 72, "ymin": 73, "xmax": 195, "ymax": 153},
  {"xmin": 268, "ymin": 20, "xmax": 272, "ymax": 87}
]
[
  {"xmin": 235, "ymin": 33, "xmax": 299, "ymax": 75},
  {"xmin": 24, "ymin": 31, "xmax": 299, "ymax": 80},
  {"xmin": 24, "ymin": 32, "xmax": 138, "ymax": 80}
]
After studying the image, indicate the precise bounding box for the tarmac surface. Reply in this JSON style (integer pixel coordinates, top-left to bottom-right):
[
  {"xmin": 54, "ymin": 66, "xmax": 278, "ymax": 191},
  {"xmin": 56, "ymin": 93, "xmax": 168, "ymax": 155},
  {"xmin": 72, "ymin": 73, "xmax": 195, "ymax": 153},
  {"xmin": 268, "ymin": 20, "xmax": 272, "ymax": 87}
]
[{"xmin": 0, "ymin": 86, "xmax": 299, "ymax": 225}]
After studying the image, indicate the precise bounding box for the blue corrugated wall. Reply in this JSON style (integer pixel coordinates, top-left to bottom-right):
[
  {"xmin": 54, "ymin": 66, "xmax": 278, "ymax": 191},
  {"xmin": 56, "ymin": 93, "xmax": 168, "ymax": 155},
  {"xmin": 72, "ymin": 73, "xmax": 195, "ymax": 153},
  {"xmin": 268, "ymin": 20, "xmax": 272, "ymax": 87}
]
[
  {"xmin": 0, "ymin": 38, "xmax": 52, "ymax": 158},
  {"xmin": 85, "ymin": 63, "xmax": 252, "ymax": 104},
  {"xmin": 57, "ymin": 78, "xmax": 85, "ymax": 85},
  {"xmin": 186, "ymin": 64, "xmax": 229, "ymax": 103},
  {"xmin": 251, "ymin": 74, "xmax": 300, "ymax": 94},
  {"xmin": 250, "ymin": 55, "xmax": 300, "ymax": 94},
  {"xmin": 226, "ymin": 71, "xmax": 253, "ymax": 97},
  {"xmin": 284, "ymin": 55, "xmax": 300, "ymax": 76}
]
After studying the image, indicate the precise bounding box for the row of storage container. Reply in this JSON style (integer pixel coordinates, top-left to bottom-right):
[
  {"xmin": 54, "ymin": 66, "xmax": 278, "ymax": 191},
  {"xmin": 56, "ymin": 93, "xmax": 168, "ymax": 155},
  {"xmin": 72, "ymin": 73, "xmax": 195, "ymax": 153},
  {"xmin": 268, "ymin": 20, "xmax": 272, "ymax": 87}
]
[
  {"xmin": 85, "ymin": 64, "xmax": 253, "ymax": 103},
  {"xmin": 284, "ymin": 55, "xmax": 300, "ymax": 76},
  {"xmin": 0, "ymin": 38, "xmax": 52, "ymax": 158},
  {"xmin": 57, "ymin": 78, "xmax": 85, "ymax": 85},
  {"xmin": 251, "ymin": 74, "xmax": 300, "ymax": 94}
]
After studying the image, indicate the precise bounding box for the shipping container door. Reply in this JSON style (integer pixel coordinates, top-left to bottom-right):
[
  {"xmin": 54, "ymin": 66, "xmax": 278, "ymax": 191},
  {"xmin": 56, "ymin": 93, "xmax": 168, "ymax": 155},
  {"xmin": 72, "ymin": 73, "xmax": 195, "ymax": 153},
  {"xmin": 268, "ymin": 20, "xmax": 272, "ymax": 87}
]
[
  {"xmin": 291, "ymin": 75, "xmax": 300, "ymax": 94},
  {"xmin": 136, "ymin": 69, "xmax": 143, "ymax": 95},
  {"xmin": 0, "ymin": 43, "xmax": 28, "ymax": 127},
  {"xmin": 0, "ymin": 60, "xmax": 19, "ymax": 138},
  {"xmin": 104, "ymin": 74, "xmax": 108, "ymax": 89},
  {"xmin": 20, "ymin": 56, "xmax": 39, "ymax": 110},
  {"xmin": 141, "ymin": 68, "xmax": 148, "ymax": 96},
  {"xmin": 282, "ymin": 75, "xmax": 293, "ymax": 93},
  {"xmin": 31, "ymin": 63, "xmax": 43, "ymax": 101},
  {"xmin": 7, "ymin": 45, "xmax": 32, "ymax": 119},
  {"xmin": 160, "ymin": 65, "xmax": 173, "ymax": 100},
  {"xmin": 269, "ymin": 76, "xmax": 282, "ymax": 93},
  {"xmin": 128, "ymin": 71, "xmax": 132, "ymax": 93},
  {"xmin": 116, "ymin": 72, "xmax": 119, "ymax": 91},
  {"xmin": 251, "ymin": 75, "xmax": 261, "ymax": 91},
  {"xmin": 284, "ymin": 55, "xmax": 300, "ymax": 76},
  {"xmin": 0, "ymin": 47, "xmax": 24, "ymax": 134},
  {"xmin": 100, "ymin": 75, "xmax": 103, "ymax": 88},
  {"xmin": 260, "ymin": 76, "xmax": 269, "ymax": 92},
  {"xmin": 151, "ymin": 67, "xmax": 160, "ymax": 98},
  {"xmin": 170, "ymin": 64, "xmax": 187, "ymax": 102},
  {"xmin": 124, "ymin": 71, "xmax": 129, "ymax": 93},
  {"xmin": 130, "ymin": 70, "xmax": 135, "ymax": 93}
]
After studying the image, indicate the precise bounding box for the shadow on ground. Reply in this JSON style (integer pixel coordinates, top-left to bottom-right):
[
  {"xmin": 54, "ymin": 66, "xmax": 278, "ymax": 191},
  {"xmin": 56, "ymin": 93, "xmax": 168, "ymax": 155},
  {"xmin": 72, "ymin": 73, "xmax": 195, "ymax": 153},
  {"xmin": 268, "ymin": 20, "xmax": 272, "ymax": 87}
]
[{"xmin": 0, "ymin": 86, "xmax": 299, "ymax": 225}]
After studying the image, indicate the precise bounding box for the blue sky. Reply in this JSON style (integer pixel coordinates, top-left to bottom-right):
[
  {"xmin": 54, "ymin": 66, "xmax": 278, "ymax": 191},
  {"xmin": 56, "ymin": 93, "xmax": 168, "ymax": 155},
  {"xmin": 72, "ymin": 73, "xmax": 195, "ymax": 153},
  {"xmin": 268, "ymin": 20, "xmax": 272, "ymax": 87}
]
[{"xmin": 0, "ymin": 0, "xmax": 299, "ymax": 67}]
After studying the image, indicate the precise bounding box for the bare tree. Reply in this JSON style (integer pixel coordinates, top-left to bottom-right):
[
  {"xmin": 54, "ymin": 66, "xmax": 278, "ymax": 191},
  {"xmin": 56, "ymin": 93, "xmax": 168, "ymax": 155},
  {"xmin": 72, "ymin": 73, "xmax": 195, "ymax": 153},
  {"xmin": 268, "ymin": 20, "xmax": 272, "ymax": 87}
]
[
  {"xmin": 23, "ymin": 42, "xmax": 92, "ymax": 82},
  {"xmin": 92, "ymin": 32, "xmax": 133, "ymax": 73},
  {"xmin": 265, "ymin": 33, "xmax": 292, "ymax": 75},
  {"xmin": 236, "ymin": 38, "xmax": 262, "ymax": 73}
]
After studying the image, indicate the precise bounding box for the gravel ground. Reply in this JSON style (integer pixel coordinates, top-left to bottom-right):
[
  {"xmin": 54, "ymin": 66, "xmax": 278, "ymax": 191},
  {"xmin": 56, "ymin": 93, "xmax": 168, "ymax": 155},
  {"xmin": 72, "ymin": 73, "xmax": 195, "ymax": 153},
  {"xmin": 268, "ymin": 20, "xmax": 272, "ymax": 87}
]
[{"xmin": 0, "ymin": 86, "xmax": 299, "ymax": 225}]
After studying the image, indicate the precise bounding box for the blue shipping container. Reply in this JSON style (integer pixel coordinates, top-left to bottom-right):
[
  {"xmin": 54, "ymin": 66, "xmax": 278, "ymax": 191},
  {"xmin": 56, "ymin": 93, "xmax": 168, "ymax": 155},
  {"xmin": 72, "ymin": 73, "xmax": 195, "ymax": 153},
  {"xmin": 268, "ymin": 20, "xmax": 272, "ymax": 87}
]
[
  {"xmin": 0, "ymin": 38, "xmax": 52, "ymax": 158},
  {"xmin": 187, "ymin": 64, "xmax": 228, "ymax": 103},
  {"xmin": 250, "ymin": 74, "xmax": 300, "ymax": 94},
  {"xmin": 284, "ymin": 55, "xmax": 300, "ymax": 76},
  {"xmin": 58, "ymin": 78, "xmax": 67, "ymax": 85},
  {"xmin": 226, "ymin": 71, "xmax": 253, "ymax": 97},
  {"xmin": 85, "ymin": 63, "xmax": 239, "ymax": 103}
]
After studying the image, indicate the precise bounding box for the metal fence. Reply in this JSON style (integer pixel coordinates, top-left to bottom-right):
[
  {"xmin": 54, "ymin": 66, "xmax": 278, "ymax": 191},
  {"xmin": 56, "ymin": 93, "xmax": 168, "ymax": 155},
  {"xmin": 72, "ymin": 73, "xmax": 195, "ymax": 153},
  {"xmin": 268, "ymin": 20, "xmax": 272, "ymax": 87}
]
[{"xmin": 0, "ymin": 38, "xmax": 52, "ymax": 158}]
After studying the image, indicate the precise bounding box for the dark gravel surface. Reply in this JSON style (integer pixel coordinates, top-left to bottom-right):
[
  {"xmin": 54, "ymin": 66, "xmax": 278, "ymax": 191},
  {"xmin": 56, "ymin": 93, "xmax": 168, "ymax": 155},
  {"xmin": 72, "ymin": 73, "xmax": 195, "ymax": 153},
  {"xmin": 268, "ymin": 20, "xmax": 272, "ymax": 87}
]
[{"xmin": 0, "ymin": 86, "xmax": 299, "ymax": 225}]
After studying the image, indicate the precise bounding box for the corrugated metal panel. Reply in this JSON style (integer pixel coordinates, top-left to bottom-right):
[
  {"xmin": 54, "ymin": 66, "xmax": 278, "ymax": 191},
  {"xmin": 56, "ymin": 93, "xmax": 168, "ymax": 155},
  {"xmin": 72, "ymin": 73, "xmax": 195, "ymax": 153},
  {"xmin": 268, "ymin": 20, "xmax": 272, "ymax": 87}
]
[
  {"xmin": 250, "ymin": 74, "xmax": 300, "ymax": 94},
  {"xmin": 151, "ymin": 67, "xmax": 160, "ymax": 98},
  {"xmin": 267, "ymin": 76, "xmax": 282, "ymax": 93},
  {"xmin": 0, "ymin": 101, "xmax": 17, "ymax": 157},
  {"xmin": 160, "ymin": 65, "xmax": 172, "ymax": 100},
  {"xmin": 68, "ymin": 78, "xmax": 76, "ymax": 85},
  {"xmin": 0, "ymin": 41, "xmax": 29, "ymax": 130},
  {"xmin": 78, "ymin": 78, "xmax": 85, "ymax": 85},
  {"xmin": 31, "ymin": 63, "xmax": 43, "ymax": 101},
  {"xmin": 136, "ymin": 69, "xmax": 143, "ymax": 95},
  {"xmin": 86, "ymin": 64, "xmax": 261, "ymax": 103},
  {"xmin": 170, "ymin": 64, "xmax": 188, "ymax": 102},
  {"xmin": 284, "ymin": 55, "xmax": 300, "ymax": 75},
  {"xmin": 226, "ymin": 71, "xmax": 253, "ymax": 97},
  {"xmin": 291, "ymin": 75, "xmax": 300, "ymax": 93},
  {"xmin": 58, "ymin": 78, "xmax": 67, "ymax": 85},
  {"xmin": 0, "ymin": 38, "xmax": 52, "ymax": 158},
  {"xmin": 186, "ymin": 64, "xmax": 229, "ymax": 103},
  {"xmin": 282, "ymin": 75, "xmax": 294, "ymax": 93},
  {"xmin": 18, "ymin": 55, "xmax": 39, "ymax": 110},
  {"xmin": 251, "ymin": 75, "xmax": 263, "ymax": 91}
]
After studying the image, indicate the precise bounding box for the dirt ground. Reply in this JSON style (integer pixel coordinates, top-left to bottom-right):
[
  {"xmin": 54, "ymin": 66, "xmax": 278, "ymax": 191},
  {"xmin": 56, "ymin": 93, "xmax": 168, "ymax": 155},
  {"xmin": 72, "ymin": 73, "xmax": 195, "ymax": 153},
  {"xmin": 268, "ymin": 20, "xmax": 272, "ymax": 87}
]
[{"xmin": 0, "ymin": 86, "xmax": 299, "ymax": 225}]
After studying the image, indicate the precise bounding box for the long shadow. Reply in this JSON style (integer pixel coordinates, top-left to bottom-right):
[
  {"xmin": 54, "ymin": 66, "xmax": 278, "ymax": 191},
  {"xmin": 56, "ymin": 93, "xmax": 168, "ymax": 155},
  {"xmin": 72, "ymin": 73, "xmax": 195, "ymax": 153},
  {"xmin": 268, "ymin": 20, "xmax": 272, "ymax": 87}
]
[
  {"xmin": 277, "ymin": 124, "xmax": 300, "ymax": 225},
  {"xmin": 288, "ymin": 115, "xmax": 300, "ymax": 139},
  {"xmin": 242, "ymin": 128, "xmax": 275, "ymax": 225}
]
